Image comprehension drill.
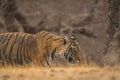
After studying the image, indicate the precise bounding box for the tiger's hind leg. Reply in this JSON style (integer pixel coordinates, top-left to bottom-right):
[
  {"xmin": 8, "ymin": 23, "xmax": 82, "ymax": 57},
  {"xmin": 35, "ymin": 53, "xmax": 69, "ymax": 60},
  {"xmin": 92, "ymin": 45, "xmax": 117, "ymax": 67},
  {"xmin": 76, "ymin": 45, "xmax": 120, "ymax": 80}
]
[{"xmin": 0, "ymin": 33, "xmax": 13, "ymax": 65}]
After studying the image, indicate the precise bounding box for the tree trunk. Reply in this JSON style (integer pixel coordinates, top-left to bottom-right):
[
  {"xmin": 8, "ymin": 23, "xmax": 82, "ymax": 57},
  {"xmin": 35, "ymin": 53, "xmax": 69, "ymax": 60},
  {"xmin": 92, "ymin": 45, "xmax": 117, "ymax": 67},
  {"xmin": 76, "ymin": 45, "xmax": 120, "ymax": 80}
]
[{"xmin": 104, "ymin": 0, "xmax": 119, "ymax": 66}]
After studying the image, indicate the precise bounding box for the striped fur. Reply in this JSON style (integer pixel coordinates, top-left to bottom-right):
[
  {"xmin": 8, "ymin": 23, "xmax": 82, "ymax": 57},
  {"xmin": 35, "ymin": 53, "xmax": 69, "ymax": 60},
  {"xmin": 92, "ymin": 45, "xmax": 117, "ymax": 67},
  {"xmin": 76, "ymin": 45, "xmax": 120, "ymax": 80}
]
[{"xmin": 0, "ymin": 31, "xmax": 81, "ymax": 66}]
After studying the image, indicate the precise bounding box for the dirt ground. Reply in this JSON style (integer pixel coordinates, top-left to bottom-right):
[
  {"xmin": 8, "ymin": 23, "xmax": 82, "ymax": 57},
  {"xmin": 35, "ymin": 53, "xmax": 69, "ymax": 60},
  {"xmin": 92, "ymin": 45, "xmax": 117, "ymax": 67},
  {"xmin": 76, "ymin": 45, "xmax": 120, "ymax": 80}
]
[{"xmin": 0, "ymin": 66, "xmax": 120, "ymax": 80}]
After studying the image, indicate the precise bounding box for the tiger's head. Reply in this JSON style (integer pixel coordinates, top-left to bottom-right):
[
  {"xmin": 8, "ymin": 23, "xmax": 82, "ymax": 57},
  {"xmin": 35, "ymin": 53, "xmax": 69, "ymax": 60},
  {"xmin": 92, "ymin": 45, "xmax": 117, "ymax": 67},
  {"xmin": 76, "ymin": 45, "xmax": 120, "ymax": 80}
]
[{"xmin": 50, "ymin": 35, "xmax": 81, "ymax": 64}]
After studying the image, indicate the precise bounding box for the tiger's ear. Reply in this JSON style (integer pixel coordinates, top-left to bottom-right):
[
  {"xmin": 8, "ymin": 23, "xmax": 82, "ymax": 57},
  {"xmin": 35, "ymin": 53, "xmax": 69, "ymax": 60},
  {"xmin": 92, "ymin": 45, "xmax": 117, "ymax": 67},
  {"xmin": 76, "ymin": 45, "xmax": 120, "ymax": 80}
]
[{"xmin": 70, "ymin": 35, "xmax": 76, "ymax": 40}]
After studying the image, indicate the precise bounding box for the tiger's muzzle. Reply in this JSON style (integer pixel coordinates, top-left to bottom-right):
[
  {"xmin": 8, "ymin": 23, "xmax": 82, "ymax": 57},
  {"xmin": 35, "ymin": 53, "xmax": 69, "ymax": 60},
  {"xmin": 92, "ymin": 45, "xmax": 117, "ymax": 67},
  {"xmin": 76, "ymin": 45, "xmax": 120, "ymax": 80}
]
[{"xmin": 64, "ymin": 52, "xmax": 76, "ymax": 64}]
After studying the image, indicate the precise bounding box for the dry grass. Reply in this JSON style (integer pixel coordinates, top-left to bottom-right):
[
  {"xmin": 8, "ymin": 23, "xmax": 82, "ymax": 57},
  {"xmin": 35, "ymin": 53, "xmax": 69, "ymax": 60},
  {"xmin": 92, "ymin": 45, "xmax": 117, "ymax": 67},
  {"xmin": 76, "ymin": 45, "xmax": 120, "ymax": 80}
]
[{"xmin": 0, "ymin": 66, "xmax": 120, "ymax": 80}]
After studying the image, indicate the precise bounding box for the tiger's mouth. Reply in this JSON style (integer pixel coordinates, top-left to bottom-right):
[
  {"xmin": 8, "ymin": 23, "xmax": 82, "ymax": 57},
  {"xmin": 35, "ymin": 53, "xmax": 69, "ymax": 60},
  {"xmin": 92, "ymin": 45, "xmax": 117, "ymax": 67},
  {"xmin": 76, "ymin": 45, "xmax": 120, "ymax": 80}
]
[
  {"xmin": 64, "ymin": 52, "xmax": 76, "ymax": 64},
  {"xmin": 68, "ymin": 56, "xmax": 75, "ymax": 64}
]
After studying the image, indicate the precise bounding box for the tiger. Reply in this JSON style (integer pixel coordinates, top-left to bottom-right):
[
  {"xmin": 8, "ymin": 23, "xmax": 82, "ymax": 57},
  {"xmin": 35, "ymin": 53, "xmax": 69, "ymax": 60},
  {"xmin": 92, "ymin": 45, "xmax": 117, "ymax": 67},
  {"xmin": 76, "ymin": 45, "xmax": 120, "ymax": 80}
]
[{"xmin": 0, "ymin": 31, "xmax": 81, "ymax": 66}]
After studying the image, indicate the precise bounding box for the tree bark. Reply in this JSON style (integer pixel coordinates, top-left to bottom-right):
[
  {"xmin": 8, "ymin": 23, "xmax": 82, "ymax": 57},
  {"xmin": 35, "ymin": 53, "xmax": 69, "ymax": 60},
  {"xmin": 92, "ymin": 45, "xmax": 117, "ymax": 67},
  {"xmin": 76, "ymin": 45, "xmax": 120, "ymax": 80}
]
[
  {"xmin": 104, "ymin": 0, "xmax": 119, "ymax": 66},
  {"xmin": 0, "ymin": 0, "xmax": 34, "ymax": 33}
]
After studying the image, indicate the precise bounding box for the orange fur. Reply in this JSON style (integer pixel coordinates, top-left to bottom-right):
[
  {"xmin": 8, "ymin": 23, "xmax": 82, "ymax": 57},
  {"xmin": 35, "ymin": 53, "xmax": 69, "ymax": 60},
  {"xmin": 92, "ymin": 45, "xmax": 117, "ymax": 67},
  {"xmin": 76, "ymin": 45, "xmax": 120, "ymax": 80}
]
[{"xmin": 0, "ymin": 31, "xmax": 81, "ymax": 66}]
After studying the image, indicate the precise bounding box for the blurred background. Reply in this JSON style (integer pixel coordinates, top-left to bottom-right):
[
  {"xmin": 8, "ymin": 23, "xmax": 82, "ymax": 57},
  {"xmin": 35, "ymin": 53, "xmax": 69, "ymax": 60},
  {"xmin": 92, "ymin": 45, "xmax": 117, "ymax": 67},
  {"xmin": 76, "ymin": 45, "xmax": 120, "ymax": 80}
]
[{"xmin": 0, "ymin": 0, "xmax": 109, "ymax": 66}]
